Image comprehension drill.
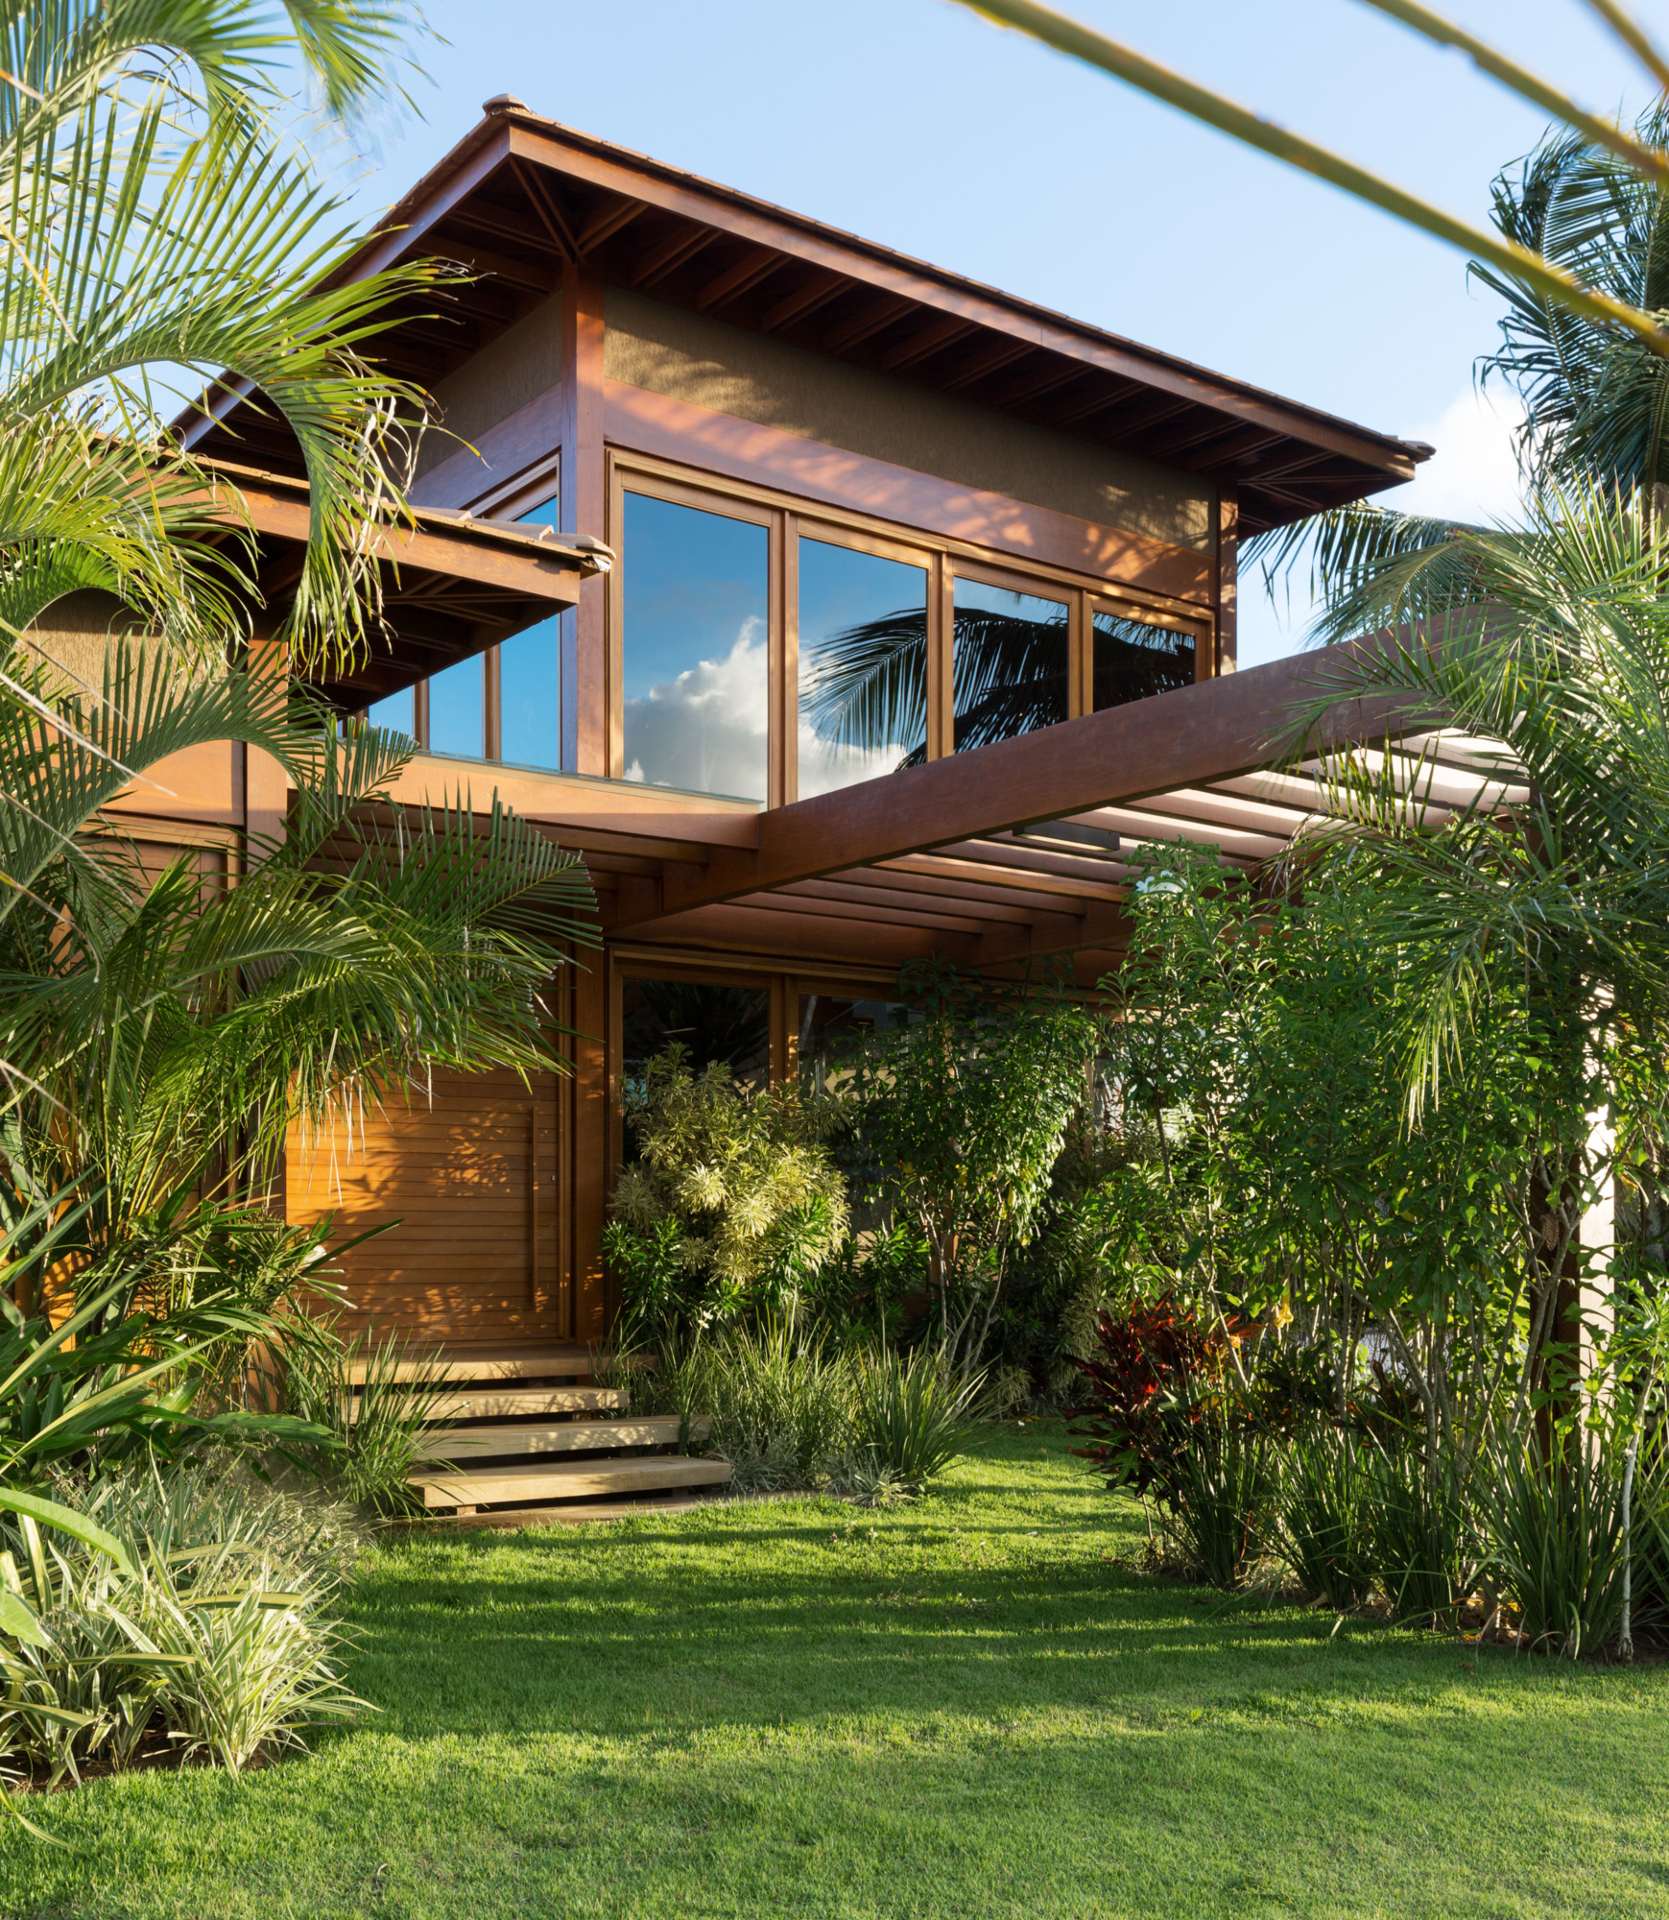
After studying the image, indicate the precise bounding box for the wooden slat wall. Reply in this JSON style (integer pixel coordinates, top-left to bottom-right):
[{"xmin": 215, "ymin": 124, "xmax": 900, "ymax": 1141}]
[{"xmin": 285, "ymin": 1066, "xmax": 567, "ymax": 1349}]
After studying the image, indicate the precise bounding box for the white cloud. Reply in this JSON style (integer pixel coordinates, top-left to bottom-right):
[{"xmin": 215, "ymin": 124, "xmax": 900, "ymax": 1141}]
[
  {"xmin": 620, "ymin": 619, "xmax": 909, "ymax": 799},
  {"xmin": 1238, "ymin": 382, "xmax": 1528, "ymax": 669},
  {"xmin": 1396, "ymin": 384, "xmax": 1526, "ymax": 528}
]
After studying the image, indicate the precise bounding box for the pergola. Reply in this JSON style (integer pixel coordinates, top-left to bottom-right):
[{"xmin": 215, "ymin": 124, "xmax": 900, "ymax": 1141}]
[{"xmin": 582, "ymin": 643, "xmax": 1524, "ymax": 983}]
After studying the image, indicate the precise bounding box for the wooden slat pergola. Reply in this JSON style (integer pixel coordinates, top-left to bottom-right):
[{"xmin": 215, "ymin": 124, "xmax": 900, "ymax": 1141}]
[{"xmin": 596, "ymin": 644, "xmax": 1524, "ymax": 980}]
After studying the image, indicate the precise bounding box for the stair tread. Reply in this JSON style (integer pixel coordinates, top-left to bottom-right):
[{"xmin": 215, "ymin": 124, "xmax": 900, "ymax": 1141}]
[
  {"xmin": 347, "ymin": 1342, "xmax": 593, "ymax": 1387},
  {"xmin": 423, "ymin": 1386, "xmax": 627, "ymax": 1420},
  {"xmin": 415, "ymin": 1453, "xmax": 732, "ymax": 1510},
  {"xmin": 418, "ymin": 1416, "xmax": 693, "ymax": 1461},
  {"xmin": 433, "ymin": 1491, "xmax": 729, "ymax": 1528}
]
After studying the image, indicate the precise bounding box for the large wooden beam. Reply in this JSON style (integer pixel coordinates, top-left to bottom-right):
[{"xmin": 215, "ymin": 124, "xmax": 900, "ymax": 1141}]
[{"xmin": 609, "ymin": 644, "xmax": 1413, "ymax": 933}]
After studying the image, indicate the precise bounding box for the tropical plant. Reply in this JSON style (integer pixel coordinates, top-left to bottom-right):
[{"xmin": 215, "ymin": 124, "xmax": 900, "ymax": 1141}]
[
  {"xmin": 607, "ymin": 1046, "xmax": 849, "ymax": 1340},
  {"xmin": 1359, "ymin": 1434, "xmax": 1479, "ymax": 1628},
  {"xmin": 1270, "ymin": 1424, "xmax": 1378, "ymax": 1612},
  {"xmin": 0, "ymin": 646, "xmax": 596, "ymax": 1302},
  {"xmin": 847, "ymin": 1346, "xmax": 981, "ymax": 1499},
  {"xmin": 847, "ymin": 962, "xmax": 1100, "ymax": 1369},
  {"xmin": 1480, "ymin": 1422, "xmax": 1635, "ymax": 1657},
  {"xmin": 687, "ymin": 1320, "xmax": 858, "ymax": 1495},
  {"xmin": 0, "ymin": 0, "xmax": 449, "ymax": 685},
  {"xmin": 282, "ymin": 1324, "xmax": 452, "ymax": 1519},
  {"xmin": 0, "ymin": 1464, "xmax": 364, "ymax": 1787}
]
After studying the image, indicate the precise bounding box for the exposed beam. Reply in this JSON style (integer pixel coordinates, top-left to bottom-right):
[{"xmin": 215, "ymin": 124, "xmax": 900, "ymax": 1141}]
[{"xmin": 608, "ymin": 644, "xmax": 1421, "ymax": 933}]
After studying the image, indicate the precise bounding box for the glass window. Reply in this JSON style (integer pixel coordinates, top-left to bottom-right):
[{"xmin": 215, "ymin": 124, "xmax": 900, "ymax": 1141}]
[
  {"xmin": 367, "ymin": 686, "xmax": 415, "ymax": 737},
  {"xmin": 621, "ymin": 492, "xmax": 769, "ymax": 800},
  {"xmin": 797, "ymin": 993, "xmax": 914, "ymax": 1095},
  {"xmin": 1092, "ymin": 607, "xmax": 1197, "ymax": 710},
  {"xmin": 620, "ymin": 977, "xmax": 771, "ymax": 1160},
  {"xmin": 425, "ymin": 652, "xmax": 484, "ymax": 759},
  {"xmin": 797, "ymin": 537, "xmax": 929, "ymax": 795},
  {"xmin": 952, "ymin": 577, "xmax": 1070, "ymax": 752},
  {"xmin": 498, "ymin": 493, "xmax": 562, "ymax": 771}
]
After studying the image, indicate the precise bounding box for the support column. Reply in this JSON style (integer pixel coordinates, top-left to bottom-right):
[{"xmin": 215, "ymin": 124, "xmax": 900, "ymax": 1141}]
[
  {"xmin": 559, "ymin": 263, "xmax": 607, "ymax": 776},
  {"xmin": 1213, "ymin": 488, "xmax": 1238, "ymax": 677}
]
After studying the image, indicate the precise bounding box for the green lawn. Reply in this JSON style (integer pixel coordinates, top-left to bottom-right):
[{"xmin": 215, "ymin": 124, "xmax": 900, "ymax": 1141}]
[{"xmin": 5, "ymin": 1425, "xmax": 1669, "ymax": 1919}]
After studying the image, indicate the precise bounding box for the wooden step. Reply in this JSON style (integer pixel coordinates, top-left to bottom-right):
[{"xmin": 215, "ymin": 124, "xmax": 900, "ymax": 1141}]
[
  {"xmin": 346, "ymin": 1342, "xmax": 593, "ymax": 1387},
  {"xmin": 434, "ymin": 1490, "xmax": 728, "ymax": 1528},
  {"xmin": 421, "ymin": 1385, "xmax": 627, "ymax": 1422},
  {"xmin": 418, "ymin": 1416, "xmax": 700, "ymax": 1462},
  {"xmin": 415, "ymin": 1453, "xmax": 732, "ymax": 1511}
]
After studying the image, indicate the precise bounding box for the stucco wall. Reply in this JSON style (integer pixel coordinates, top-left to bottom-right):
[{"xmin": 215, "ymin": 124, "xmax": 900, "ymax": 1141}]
[
  {"xmin": 415, "ymin": 290, "xmax": 563, "ymax": 479},
  {"xmin": 603, "ymin": 288, "xmax": 1213, "ymax": 554}
]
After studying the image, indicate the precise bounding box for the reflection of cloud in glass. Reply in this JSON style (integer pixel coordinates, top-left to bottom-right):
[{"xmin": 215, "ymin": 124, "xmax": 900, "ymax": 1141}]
[{"xmin": 621, "ymin": 618, "xmax": 905, "ymax": 798}]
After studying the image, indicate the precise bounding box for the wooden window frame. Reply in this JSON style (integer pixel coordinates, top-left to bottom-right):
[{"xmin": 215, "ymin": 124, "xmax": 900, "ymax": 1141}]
[{"xmin": 606, "ymin": 448, "xmax": 1214, "ymax": 806}]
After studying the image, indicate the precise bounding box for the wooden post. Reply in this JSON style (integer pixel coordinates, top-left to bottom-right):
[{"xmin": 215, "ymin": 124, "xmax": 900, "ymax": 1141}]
[
  {"xmin": 1213, "ymin": 489, "xmax": 1238, "ymax": 677},
  {"xmin": 559, "ymin": 263, "xmax": 607, "ymax": 775}
]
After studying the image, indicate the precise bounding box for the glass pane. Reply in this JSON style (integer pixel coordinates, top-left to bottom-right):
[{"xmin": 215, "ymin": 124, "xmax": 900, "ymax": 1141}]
[
  {"xmin": 797, "ymin": 537, "xmax": 929, "ymax": 795},
  {"xmin": 498, "ymin": 493, "xmax": 562, "ymax": 770},
  {"xmin": 1092, "ymin": 608, "xmax": 1197, "ymax": 710},
  {"xmin": 952, "ymin": 577, "xmax": 1070, "ymax": 751},
  {"xmin": 620, "ymin": 978, "xmax": 772, "ymax": 1159},
  {"xmin": 797, "ymin": 994, "xmax": 915, "ymax": 1095},
  {"xmin": 622, "ymin": 492, "xmax": 769, "ymax": 800},
  {"xmin": 426, "ymin": 652, "xmax": 484, "ymax": 758},
  {"xmin": 368, "ymin": 686, "xmax": 415, "ymax": 737}
]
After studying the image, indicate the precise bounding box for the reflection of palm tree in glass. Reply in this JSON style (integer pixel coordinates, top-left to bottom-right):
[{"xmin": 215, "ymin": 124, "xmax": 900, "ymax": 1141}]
[{"xmin": 801, "ymin": 603, "xmax": 1194, "ymax": 769}]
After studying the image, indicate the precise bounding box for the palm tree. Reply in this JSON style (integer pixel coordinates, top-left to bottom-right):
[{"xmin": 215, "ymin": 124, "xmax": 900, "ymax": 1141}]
[
  {"xmin": 0, "ymin": 0, "xmax": 449, "ymax": 685},
  {"xmin": 1286, "ymin": 483, "xmax": 1669, "ymax": 1388},
  {"xmin": 1254, "ymin": 104, "xmax": 1669, "ymax": 610}
]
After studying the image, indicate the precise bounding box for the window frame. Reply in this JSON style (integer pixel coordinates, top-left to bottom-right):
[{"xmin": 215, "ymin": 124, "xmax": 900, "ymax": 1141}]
[{"xmin": 606, "ymin": 449, "xmax": 1214, "ymax": 805}]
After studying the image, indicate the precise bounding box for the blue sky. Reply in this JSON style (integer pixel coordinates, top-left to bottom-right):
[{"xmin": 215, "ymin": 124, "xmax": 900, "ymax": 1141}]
[{"xmin": 325, "ymin": 0, "xmax": 1655, "ymax": 665}]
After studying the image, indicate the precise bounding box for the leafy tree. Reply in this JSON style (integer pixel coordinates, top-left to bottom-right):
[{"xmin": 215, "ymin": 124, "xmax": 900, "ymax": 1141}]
[{"xmin": 848, "ymin": 963, "xmax": 1101, "ymax": 1369}]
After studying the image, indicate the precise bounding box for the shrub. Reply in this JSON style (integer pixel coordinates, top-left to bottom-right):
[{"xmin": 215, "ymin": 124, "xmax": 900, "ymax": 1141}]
[
  {"xmin": 1157, "ymin": 1389, "xmax": 1275, "ymax": 1590},
  {"xmin": 848, "ymin": 1348, "xmax": 981, "ymax": 1498},
  {"xmin": 1360, "ymin": 1438, "xmax": 1478, "ymax": 1628},
  {"xmin": 1067, "ymin": 1298, "xmax": 1234, "ymax": 1501},
  {"xmin": 694, "ymin": 1322, "xmax": 858, "ymax": 1494},
  {"xmin": 1271, "ymin": 1424, "xmax": 1377, "ymax": 1610},
  {"xmin": 283, "ymin": 1325, "xmax": 449, "ymax": 1518},
  {"xmin": 608, "ymin": 1048, "xmax": 849, "ymax": 1340},
  {"xmin": 1480, "ymin": 1426, "xmax": 1634, "ymax": 1658},
  {"xmin": 0, "ymin": 1466, "xmax": 364, "ymax": 1787}
]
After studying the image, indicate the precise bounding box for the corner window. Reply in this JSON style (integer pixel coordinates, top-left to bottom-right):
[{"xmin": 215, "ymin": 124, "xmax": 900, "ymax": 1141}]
[
  {"xmin": 498, "ymin": 492, "xmax": 563, "ymax": 771},
  {"xmin": 425, "ymin": 652, "xmax": 484, "ymax": 759},
  {"xmin": 621, "ymin": 491, "xmax": 770, "ymax": 801},
  {"xmin": 952, "ymin": 577, "xmax": 1070, "ymax": 751},
  {"xmin": 797, "ymin": 537, "xmax": 929, "ymax": 795}
]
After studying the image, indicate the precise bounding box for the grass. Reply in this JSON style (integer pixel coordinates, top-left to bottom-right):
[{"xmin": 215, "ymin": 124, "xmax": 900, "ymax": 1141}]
[{"xmin": 5, "ymin": 1424, "xmax": 1669, "ymax": 1918}]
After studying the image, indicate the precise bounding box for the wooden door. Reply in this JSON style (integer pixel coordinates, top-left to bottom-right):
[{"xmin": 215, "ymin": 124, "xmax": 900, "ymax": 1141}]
[{"xmin": 285, "ymin": 1066, "xmax": 566, "ymax": 1349}]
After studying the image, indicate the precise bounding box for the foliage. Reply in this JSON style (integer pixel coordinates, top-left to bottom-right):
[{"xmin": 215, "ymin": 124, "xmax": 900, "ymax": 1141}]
[
  {"xmin": 683, "ymin": 1321, "xmax": 859, "ymax": 1495},
  {"xmin": 0, "ymin": 1464, "xmax": 363, "ymax": 1788},
  {"xmin": 607, "ymin": 1048, "xmax": 848, "ymax": 1339},
  {"xmin": 846, "ymin": 962, "xmax": 1101, "ymax": 1368},
  {"xmin": 282, "ymin": 1325, "xmax": 450, "ymax": 1520},
  {"xmin": 1358, "ymin": 1436, "xmax": 1479, "ymax": 1629},
  {"xmin": 1270, "ymin": 1424, "xmax": 1378, "ymax": 1612},
  {"xmin": 0, "ymin": 0, "xmax": 447, "ymax": 679},
  {"xmin": 847, "ymin": 1347, "xmax": 982, "ymax": 1500},
  {"xmin": 1479, "ymin": 1423, "xmax": 1635, "ymax": 1658}
]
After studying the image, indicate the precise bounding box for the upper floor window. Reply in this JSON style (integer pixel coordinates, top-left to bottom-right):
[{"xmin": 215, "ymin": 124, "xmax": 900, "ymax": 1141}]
[
  {"xmin": 950, "ymin": 576, "xmax": 1070, "ymax": 753},
  {"xmin": 1092, "ymin": 605, "xmax": 1196, "ymax": 709},
  {"xmin": 500, "ymin": 493, "xmax": 563, "ymax": 771},
  {"xmin": 365, "ymin": 480, "xmax": 564, "ymax": 768},
  {"xmin": 620, "ymin": 490, "xmax": 770, "ymax": 802},
  {"xmin": 798, "ymin": 536, "xmax": 928, "ymax": 796},
  {"xmin": 611, "ymin": 455, "xmax": 1210, "ymax": 806}
]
